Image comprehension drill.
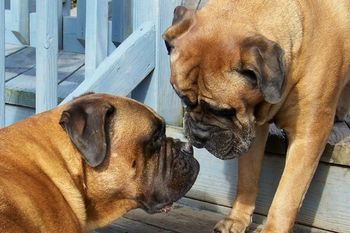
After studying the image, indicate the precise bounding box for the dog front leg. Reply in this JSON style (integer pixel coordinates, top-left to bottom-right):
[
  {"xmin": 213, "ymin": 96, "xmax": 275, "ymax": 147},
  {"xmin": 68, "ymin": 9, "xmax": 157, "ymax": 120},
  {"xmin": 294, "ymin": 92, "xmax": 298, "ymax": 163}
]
[
  {"xmin": 262, "ymin": 126, "xmax": 332, "ymax": 233},
  {"xmin": 214, "ymin": 124, "xmax": 269, "ymax": 233}
]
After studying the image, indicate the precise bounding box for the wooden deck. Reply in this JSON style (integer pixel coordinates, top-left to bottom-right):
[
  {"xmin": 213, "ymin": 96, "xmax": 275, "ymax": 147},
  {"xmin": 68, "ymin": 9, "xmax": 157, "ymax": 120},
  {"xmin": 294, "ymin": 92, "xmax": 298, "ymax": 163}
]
[{"xmin": 93, "ymin": 203, "xmax": 332, "ymax": 233}]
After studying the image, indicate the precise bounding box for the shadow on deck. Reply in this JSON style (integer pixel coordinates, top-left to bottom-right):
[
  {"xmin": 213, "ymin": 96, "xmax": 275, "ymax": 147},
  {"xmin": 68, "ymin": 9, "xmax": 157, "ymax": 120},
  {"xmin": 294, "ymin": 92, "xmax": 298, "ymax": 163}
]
[{"xmin": 94, "ymin": 204, "xmax": 262, "ymax": 233}]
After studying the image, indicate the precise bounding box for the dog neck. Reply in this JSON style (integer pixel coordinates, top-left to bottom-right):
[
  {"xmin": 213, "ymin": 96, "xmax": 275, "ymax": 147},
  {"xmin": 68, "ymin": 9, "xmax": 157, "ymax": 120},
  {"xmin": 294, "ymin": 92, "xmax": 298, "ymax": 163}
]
[{"xmin": 2, "ymin": 107, "xmax": 89, "ymax": 229}]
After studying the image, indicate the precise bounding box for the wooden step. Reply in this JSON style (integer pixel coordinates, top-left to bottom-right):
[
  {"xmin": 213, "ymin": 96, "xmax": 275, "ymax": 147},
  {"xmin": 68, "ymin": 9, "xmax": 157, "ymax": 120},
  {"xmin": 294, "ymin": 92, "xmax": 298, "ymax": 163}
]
[{"xmin": 4, "ymin": 44, "xmax": 85, "ymax": 108}]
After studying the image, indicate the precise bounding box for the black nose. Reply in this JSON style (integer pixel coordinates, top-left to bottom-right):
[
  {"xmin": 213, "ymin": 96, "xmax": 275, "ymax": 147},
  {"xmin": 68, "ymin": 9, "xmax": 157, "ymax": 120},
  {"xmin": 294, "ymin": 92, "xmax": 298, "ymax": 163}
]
[{"xmin": 180, "ymin": 142, "xmax": 194, "ymax": 155}]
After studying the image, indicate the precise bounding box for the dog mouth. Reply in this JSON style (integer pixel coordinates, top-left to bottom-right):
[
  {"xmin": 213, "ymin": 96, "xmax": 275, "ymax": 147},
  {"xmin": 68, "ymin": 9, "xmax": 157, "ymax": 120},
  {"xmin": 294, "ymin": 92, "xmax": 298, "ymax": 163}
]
[
  {"xmin": 139, "ymin": 139, "xmax": 199, "ymax": 214},
  {"xmin": 138, "ymin": 200, "xmax": 174, "ymax": 214},
  {"xmin": 184, "ymin": 112, "xmax": 255, "ymax": 159}
]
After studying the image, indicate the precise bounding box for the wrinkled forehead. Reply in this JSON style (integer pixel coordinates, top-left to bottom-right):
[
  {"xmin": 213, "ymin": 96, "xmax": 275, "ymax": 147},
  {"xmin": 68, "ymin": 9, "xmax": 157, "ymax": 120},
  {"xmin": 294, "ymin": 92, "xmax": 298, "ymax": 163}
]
[
  {"xmin": 171, "ymin": 23, "xmax": 245, "ymax": 71},
  {"xmin": 118, "ymin": 98, "xmax": 164, "ymax": 125}
]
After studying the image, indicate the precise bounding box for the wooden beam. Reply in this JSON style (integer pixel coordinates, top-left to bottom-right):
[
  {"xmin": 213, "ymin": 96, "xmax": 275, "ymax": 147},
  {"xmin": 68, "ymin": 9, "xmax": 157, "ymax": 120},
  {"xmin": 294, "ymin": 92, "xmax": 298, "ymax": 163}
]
[
  {"xmin": 0, "ymin": 0, "xmax": 5, "ymax": 127},
  {"xmin": 132, "ymin": 0, "xmax": 183, "ymax": 126},
  {"xmin": 76, "ymin": 0, "xmax": 86, "ymax": 42},
  {"xmin": 61, "ymin": 22, "xmax": 155, "ymax": 104},
  {"xmin": 35, "ymin": 0, "xmax": 58, "ymax": 113},
  {"xmin": 10, "ymin": 0, "xmax": 29, "ymax": 44},
  {"xmin": 62, "ymin": 0, "xmax": 71, "ymax": 16},
  {"xmin": 111, "ymin": 0, "xmax": 131, "ymax": 46},
  {"xmin": 85, "ymin": 0, "xmax": 109, "ymax": 80}
]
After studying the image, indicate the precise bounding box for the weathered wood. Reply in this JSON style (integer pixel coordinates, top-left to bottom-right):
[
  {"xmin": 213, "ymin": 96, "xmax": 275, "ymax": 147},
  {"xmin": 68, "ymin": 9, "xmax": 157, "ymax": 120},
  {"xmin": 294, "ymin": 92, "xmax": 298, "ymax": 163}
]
[
  {"xmin": 35, "ymin": 0, "xmax": 58, "ymax": 113},
  {"xmin": 76, "ymin": 0, "xmax": 86, "ymax": 42},
  {"xmin": 5, "ymin": 51, "xmax": 84, "ymax": 107},
  {"xmin": 132, "ymin": 0, "xmax": 184, "ymax": 126},
  {"xmin": 166, "ymin": 126, "xmax": 350, "ymax": 232},
  {"xmin": 63, "ymin": 16, "xmax": 85, "ymax": 53},
  {"xmin": 266, "ymin": 123, "xmax": 350, "ymax": 166},
  {"xmin": 95, "ymin": 203, "xmax": 331, "ymax": 233},
  {"xmin": 4, "ymin": 44, "xmax": 24, "ymax": 56},
  {"xmin": 179, "ymin": 198, "xmax": 333, "ymax": 233},
  {"xmin": 85, "ymin": 0, "xmax": 108, "ymax": 80},
  {"xmin": 111, "ymin": 0, "xmax": 131, "ymax": 46},
  {"xmin": 4, "ymin": 104, "xmax": 34, "ymax": 126},
  {"xmin": 10, "ymin": 0, "xmax": 29, "ymax": 44},
  {"xmin": 94, "ymin": 217, "xmax": 175, "ymax": 233},
  {"xmin": 58, "ymin": 0, "xmax": 63, "ymax": 50},
  {"xmin": 5, "ymin": 46, "xmax": 35, "ymax": 81},
  {"xmin": 0, "ymin": 0, "xmax": 5, "ymax": 127},
  {"xmin": 61, "ymin": 22, "xmax": 155, "ymax": 103}
]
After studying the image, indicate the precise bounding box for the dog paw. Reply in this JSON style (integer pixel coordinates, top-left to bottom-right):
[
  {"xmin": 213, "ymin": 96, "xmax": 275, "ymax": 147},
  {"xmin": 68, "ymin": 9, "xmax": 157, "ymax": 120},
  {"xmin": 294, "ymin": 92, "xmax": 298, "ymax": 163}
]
[{"xmin": 213, "ymin": 218, "xmax": 248, "ymax": 233}]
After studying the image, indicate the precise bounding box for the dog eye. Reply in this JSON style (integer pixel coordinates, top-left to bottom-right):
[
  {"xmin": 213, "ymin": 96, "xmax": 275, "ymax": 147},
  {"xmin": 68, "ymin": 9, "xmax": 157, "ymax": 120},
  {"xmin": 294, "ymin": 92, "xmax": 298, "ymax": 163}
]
[
  {"xmin": 240, "ymin": 70, "xmax": 257, "ymax": 86},
  {"xmin": 164, "ymin": 40, "xmax": 174, "ymax": 55}
]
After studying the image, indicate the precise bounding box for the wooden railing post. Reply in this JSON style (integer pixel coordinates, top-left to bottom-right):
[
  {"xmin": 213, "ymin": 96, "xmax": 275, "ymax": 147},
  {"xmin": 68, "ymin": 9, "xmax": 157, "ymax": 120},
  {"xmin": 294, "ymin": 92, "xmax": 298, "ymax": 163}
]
[
  {"xmin": 35, "ymin": 0, "xmax": 58, "ymax": 113},
  {"xmin": 0, "ymin": 0, "xmax": 5, "ymax": 126},
  {"xmin": 85, "ymin": 0, "xmax": 108, "ymax": 80},
  {"xmin": 10, "ymin": 0, "xmax": 30, "ymax": 44},
  {"xmin": 111, "ymin": 0, "xmax": 131, "ymax": 46},
  {"xmin": 132, "ymin": 0, "xmax": 183, "ymax": 126}
]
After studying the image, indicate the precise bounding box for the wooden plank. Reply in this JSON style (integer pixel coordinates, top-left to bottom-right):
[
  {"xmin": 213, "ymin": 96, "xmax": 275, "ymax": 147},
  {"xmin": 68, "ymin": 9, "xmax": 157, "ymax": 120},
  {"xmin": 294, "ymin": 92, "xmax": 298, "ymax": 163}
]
[
  {"xmin": 4, "ymin": 43, "xmax": 24, "ymax": 56},
  {"xmin": 122, "ymin": 204, "xmax": 225, "ymax": 233},
  {"xmin": 132, "ymin": 0, "xmax": 183, "ymax": 126},
  {"xmin": 94, "ymin": 217, "xmax": 175, "ymax": 233},
  {"xmin": 111, "ymin": 0, "xmax": 132, "ymax": 46},
  {"xmin": 10, "ymin": 0, "xmax": 29, "ymax": 44},
  {"xmin": 0, "ymin": 0, "xmax": 5, "ymax": 127},
  {"xmin": 266, "ymin": 123, "xmax": 350, "ymax": 167},
  {"xmin": 5, "ymin": 51, "xmax": 84, "ymax": 107},
  {"xmin": 179, "ymin": 198, "xmax": 333, "ymax": 233},
  {"xmin": 4, "ymin": 104, "xmax": 34, "ymax": 126},
  {"xmin": 166, "ymin": 126, "xmax": 350, "ymax": 232},
  {"xmin": 35, "ymin": 0, "xmax": 58, "ymax": 113},
  {"xmin": 63, "ymin": 16, "xmax": 85, "ymax": 53},
  {"xmin": 85, "ymin": 0, "xmax": 108, "ymax": 80},
  {"xmin": 76, "ymin": 0, "xmax": 86, "ymax": 42},
  {"xmin": 61, "ymin": 22, "xmax": 155, "ymax": 103},
  {"xmin": 5, "ymin": 46, "xmax": 34, "ymax": 81},
  {"xmin": 58, "ymin": 0, "xmax": 63, "ymax": 50}
]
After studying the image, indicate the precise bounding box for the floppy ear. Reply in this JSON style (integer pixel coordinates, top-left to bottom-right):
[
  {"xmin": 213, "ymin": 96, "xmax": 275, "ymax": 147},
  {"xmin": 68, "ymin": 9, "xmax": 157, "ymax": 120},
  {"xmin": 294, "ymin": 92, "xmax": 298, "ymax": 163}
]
[
  {"xmin": 240, "ymin": 35, "xmax": 285, "ymax": 104},
  {"xmin": 59, "ymin": 99, "xmax": 115, "ymax": 167},
  {"xmin": 162, "ymin": 6, "xmax": 195, "ymax": 54}
]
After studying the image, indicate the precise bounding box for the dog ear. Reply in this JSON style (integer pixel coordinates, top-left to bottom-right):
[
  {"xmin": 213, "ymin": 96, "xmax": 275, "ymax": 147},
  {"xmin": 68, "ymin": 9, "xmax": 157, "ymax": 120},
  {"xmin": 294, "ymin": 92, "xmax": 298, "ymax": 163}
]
[
  {"xmin": 162, "ymin": 6, "xmax": 195, "ymax": 54},
  {"xmin": 240, "ymin": 35, "xmax": 285, "ymax": 104},
  {"xmin": 59, "ymin": 99, "xmax": 115, "ymax": 167}
]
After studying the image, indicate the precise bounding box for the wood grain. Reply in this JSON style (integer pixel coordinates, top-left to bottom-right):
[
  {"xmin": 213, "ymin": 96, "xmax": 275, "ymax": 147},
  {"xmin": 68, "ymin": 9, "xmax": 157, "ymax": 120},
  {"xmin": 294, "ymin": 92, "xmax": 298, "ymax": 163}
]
[
  {"xmin": 131, "ymin": 0, "xmax": 184, "ymax": 126},
  {"xmin": 35, "ymin": 0, "xmax": 58, "ymax": 113},
  {"xmin": 85, "ymin": 0, "xmax": 108, "ymax": 80},
  {"xmin": 61, "ymin": 22, "xmax": 155, "ymax": 103}
]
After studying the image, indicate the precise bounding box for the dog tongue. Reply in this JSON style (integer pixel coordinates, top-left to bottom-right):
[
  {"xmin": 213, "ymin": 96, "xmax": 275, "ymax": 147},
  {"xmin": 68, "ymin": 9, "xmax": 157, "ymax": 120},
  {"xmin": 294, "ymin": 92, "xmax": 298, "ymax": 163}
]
[{"xmin": 160, "ymin": 204, "xmax": 173, "ymax": 213}]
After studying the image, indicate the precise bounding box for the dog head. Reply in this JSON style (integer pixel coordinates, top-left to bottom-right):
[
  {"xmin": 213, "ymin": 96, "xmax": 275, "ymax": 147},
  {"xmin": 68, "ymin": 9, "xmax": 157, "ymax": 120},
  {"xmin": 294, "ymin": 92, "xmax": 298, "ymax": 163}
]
[
  {"xmin": 59, "ymin": 93, "xmax": 199, "ymax": 225},
  {"xmin": 163, "ymin": 6, "xmax": 285, "ymax": 160}
]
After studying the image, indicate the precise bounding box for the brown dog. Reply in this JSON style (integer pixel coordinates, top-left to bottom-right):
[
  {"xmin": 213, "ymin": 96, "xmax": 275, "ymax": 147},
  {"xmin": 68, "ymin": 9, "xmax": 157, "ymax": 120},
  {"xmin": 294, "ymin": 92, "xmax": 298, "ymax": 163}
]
[
  {"xmin": 0, "ymin": 93, "xmax": 199, "ymax": 232},
  {"xmin": 163, "ymin": 0, "xmax": 350, "ymax": 232}
]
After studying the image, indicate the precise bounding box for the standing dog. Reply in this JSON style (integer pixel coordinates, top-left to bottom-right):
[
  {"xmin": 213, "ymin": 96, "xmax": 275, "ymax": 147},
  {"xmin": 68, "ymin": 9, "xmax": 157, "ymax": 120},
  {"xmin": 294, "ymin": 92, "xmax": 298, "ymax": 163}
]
[
  {"xmin": 0, "ymin": 93, "xmax": 199, "ymax": 232},
  {"xmin": 163, "ymin": 0, "xmax": 350, "ymax": 232}
]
